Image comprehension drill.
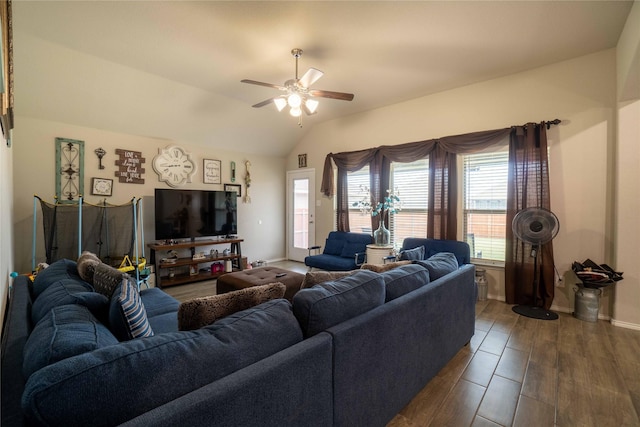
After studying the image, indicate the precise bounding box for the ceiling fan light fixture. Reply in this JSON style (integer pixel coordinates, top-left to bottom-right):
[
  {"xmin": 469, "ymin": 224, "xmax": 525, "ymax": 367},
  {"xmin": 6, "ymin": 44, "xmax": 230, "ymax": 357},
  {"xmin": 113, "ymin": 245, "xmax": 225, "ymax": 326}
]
[
  {"xmin": 289, "ymin": 107, "xmax": 302, "ymax": 117},
  {"xmin": 287, "ymin": 93, "xmax": 302, "ymax": 108},
  {"xmin": 305, "ymin": 98, "xmax": 319, "ymax": 114},
  {"xmin": 273, "ymin": 97, "xmax": 287, "ymax": 111}
]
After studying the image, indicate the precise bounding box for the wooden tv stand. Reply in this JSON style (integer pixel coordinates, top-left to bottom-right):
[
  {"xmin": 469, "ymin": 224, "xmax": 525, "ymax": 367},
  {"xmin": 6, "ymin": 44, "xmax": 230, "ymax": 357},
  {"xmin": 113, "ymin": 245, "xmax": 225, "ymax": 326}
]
[{"xmin": 148, "ymin": 238, "xmax": 243, "ymax": 288}]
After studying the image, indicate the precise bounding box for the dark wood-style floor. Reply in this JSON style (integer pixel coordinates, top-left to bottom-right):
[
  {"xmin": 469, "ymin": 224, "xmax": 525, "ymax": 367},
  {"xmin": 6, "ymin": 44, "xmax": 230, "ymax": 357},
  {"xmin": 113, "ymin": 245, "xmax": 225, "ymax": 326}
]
[{"xmin": 163, "ymin": 261, "xmax": 640, "ymax": 427}]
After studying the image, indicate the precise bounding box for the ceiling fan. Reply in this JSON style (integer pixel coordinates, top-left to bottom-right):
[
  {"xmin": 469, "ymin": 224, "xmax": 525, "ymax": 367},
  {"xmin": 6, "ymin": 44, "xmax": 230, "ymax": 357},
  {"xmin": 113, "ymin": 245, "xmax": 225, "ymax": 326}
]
[{"xmin": 241, "ymin": 48, "xmax": 354, "ymax": 126}]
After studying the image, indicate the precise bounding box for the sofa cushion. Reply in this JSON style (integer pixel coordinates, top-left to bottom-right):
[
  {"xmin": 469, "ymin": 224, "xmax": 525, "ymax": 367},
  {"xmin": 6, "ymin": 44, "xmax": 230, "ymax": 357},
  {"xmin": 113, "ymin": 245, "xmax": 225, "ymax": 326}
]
[
  {"xmin": 417, "ymin": 252, "xmax": 459, "ymax": 280},
  {"xmin": 340, "ymin": 241, "xmax": 365, "ymax": 259},
  {"xmin": 300, "ymin": 271, "xmax": 356, "ymax": 289},
  {"xmin": 32, "ymin": 259, "xmax": 84, "ymax": 299},
  {"xmin": 399, "ymin": 245, "xmax": 425, "ymax": 261},
  {"xmin": 22, "ymin": 299, "xmax": 303, "ymax": 427},
  {"xmin": 22, "ymin": 304, "xmax": 118, "ymax": 379},
  {"xmin": 323, "ymin": 237, "xmax": 344, "ymax": 256},
  {"xmin": 381, "ymin": 264, "xmax": 430, "ymax": 301},
  {"xmin": 292, "ymin": 270, "xmax": 385, "ymax": 337},
  {"xmin": 31, "ymin": 279, "xmax": 108, "ymax": 325},
  {"xmin": 108, "ymin": 278, "xmax": 154, "ymax": 340},
  {"xmin": 360, "ymin": 260, "xmax": 412, "ymax": 273},
  {"xmin": 178, "ymin": 282, "xmax": 286, "ymax": 331},
  {"xmin": 140, "ymin": 287, "xmax": 180, "ymax": 318},
  {"xmin": 77, "ymin": 251, "xmax": 101, "ymax": 283},
  {"xmin": 93, "ymin": 262, "xmax": 127, "ymax": 297}
]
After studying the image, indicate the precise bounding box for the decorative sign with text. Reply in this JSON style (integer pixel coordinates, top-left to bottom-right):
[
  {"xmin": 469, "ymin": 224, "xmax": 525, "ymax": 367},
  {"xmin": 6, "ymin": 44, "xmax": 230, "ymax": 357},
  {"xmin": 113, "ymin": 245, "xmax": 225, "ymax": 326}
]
[{"xmin": 115, "ymin": 149, "xmax": 146, "ymax": 184}]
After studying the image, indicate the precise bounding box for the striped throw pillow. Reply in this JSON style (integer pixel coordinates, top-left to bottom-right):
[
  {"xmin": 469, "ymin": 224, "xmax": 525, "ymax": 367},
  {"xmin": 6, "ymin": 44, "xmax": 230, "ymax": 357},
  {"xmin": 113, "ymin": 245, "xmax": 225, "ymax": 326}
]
[{"xmin": 109, "ymin": 277, "xmax": 154, "ymax": 340}]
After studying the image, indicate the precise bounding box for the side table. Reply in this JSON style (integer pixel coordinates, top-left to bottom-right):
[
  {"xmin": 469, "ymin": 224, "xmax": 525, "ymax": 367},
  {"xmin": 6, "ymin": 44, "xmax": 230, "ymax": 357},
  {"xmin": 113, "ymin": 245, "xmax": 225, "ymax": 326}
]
[{"xmin": 366, "ymin": 244, "xmax": 394, "ymax": 265}]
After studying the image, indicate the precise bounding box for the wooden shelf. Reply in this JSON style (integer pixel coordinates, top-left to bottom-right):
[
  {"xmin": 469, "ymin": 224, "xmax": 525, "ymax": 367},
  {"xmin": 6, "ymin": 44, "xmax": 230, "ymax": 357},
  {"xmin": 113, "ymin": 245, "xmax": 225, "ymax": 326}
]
[{"xmin": 148, "ymin": 238, "xmax": 244, "ymax": 289}]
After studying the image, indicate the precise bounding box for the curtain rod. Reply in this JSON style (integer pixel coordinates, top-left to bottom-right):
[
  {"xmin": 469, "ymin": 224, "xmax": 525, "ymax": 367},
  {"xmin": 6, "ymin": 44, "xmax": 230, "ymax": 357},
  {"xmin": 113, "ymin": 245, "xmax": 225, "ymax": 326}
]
[{"xmin": 546, "ymin": 119, "xmax": 561, "ymax": 129}]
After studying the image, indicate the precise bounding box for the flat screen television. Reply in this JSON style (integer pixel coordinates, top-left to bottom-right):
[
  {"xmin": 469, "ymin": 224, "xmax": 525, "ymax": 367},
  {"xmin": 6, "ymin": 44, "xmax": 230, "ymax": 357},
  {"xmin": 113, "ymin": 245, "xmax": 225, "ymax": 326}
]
[{"xmin": 154, "ymin": 189, "xmax": 237, "ymax": 240}]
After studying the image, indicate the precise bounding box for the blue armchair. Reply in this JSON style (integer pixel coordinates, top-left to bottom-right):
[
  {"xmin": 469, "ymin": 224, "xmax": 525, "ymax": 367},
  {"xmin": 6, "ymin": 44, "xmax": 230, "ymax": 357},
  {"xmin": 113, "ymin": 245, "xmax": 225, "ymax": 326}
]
[{"xmin": 305, "ymin": 231, "xmax": 373, "ymax": 271}]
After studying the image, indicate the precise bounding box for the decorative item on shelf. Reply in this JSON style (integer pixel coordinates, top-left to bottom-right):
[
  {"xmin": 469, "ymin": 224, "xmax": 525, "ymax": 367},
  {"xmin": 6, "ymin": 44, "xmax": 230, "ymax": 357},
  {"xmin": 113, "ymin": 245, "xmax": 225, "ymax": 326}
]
[
  {"xmin": 210, "ymin": 249, "xmax": 219, "ymax": 258},
  {"xmin": 192, "ymin": 252, "xmax": 207, "ymax": 261},
  {"xmin": 203, "ymin": 159, "xmax": 221, "ymax": 184},
  {"xmin": 225, "ymin": 260, "xmax": 233, "ymax": 272},
  {"xmin": 352, "ymin": 186, "xmax": 402, "ymax": 246},
  {"xmin": 244, "ymin": 160, "xmax": 252, "ymax": 203},
  {"xmin": 189, "ymin": 264, "xmax": 198, "ymax": 276},
  {"xmin": 222, "ymin": 248, "xmax": 231, "ymax": 256}
]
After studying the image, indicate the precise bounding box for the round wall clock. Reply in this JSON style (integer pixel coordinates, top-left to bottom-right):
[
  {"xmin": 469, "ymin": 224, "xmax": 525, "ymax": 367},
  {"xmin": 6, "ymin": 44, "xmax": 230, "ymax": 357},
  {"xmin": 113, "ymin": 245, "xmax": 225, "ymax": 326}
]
[{"xmin": 152, "ymin": 146, "xmax": 196, "ymax": 187}]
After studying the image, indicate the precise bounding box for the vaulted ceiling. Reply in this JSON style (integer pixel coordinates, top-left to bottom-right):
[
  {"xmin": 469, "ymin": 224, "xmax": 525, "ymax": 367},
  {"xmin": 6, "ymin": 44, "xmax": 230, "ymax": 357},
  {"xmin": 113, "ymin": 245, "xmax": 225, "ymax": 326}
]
[{"xmin": 13, "ymin": 1, "xmax": 634, "ymax": 156}]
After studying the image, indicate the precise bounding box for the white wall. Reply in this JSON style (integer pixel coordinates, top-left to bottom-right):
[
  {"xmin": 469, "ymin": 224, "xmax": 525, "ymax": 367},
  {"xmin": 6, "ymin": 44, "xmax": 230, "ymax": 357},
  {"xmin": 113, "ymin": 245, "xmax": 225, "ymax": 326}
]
[
  {"xmin": 613, "ymin": 0, "xmax": 640, "ymax": 328},
  {"xmin": 12, "ymin": 117, "xmax": 286, "ymax": 276},
  {"xmin": 0, "ymin": 132, "xmax": 15, "ymax": 329},
  {"xmin": 288, "ymin": 49, "xmax": 619, "ymax": 318}
]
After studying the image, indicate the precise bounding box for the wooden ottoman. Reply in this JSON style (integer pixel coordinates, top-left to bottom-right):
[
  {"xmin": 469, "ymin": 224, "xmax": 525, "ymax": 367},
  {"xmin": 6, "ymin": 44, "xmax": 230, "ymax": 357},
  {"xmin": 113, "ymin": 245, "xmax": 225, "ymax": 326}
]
[{"xmin": 216, "ymin": 266, "xmax": 304, "ymax": 301}]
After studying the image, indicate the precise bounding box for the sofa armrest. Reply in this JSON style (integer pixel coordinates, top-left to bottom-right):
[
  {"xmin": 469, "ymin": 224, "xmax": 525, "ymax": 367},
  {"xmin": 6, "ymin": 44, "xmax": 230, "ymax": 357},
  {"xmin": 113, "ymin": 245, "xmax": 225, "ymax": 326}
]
[
  {"xmin": 354, "ymin": 251, "xmax": 367, "ymax": 267},
  {"xmin": 308, "ymin": 245, "xmax": 322, "ymax": 256}
]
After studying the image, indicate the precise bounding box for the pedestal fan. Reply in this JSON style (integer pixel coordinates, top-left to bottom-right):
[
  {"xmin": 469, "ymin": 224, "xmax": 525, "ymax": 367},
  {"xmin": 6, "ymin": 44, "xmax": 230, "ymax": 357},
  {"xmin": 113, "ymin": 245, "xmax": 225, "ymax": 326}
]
[{"xmin": 511, "ymin": 207, "xmax": 560, "ymax": 320}]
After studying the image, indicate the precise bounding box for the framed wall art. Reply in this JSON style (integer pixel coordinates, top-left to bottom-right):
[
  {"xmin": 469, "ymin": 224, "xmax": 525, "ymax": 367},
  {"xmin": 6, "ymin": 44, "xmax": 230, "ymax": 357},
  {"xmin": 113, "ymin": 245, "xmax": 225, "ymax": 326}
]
[
  {"xmin": 91, "ymin": 178, "xmax": 113, "ymax": 196},
  {"xmin": 204, "ymin": 159, "xmax": 222, "ymax": 184},
  {"xmin": 224, "ymin": 183, "xmax": 241, "ymax": 197}
]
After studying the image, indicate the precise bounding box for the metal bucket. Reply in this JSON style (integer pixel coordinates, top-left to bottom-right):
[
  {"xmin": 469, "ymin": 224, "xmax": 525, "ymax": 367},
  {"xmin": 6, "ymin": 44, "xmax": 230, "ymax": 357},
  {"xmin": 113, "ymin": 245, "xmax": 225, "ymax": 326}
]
[
  {"xmin": 573, "ymin": 285, "xmax": 601, "ymax": 322},
  {"xmin": 475, "ymin": 268, "xmax": 488, "ymax": 301}
]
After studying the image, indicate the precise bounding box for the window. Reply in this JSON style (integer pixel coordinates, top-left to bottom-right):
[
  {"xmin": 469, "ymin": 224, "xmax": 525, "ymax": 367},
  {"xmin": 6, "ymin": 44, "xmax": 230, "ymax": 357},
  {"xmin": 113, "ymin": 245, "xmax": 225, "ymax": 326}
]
[
  {"xmin": 463, "ymin": 150, "xmax": 508, "ymax": 261},
  {"xmin": 389, "ymin": 159, "xmax": 429, "ymax": 246},
  {"xmin": 347, "ymin": 160, "xmax": 430, "ymax": 247},
  {"xmin": 347, "ymin": 166, "xmax": 372, "ymax": 234}
]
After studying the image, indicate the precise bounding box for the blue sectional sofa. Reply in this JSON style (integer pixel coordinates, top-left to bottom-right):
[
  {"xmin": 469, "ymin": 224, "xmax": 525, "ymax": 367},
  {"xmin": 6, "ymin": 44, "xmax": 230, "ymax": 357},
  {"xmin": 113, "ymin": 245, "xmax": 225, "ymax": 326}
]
[
  {"xmin": 2, "ymin": 240, "xmax": 475, "ymax": 427},
  {"xmin": 305, "ymin": 231, "xmax": 373, "ymax": 271}
]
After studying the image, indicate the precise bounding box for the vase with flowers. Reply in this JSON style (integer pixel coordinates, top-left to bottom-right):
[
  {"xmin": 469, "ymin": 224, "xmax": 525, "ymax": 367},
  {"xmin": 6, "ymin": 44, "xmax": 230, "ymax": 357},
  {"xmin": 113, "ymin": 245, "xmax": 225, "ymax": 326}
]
[{"xmin": 352, "ymin": 186, "xmax": 402, "ymax": 246}]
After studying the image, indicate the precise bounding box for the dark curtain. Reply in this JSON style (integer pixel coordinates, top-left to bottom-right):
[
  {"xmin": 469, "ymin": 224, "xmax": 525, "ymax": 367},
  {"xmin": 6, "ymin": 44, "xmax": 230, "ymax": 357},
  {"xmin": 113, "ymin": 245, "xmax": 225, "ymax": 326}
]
[
  {"xmin": 505, "ymin": 123, "xmax": 554, "ymax": 308},
  {"xmin": 321, "ymin": 128, "xmax": 510, "ymax": 238}
]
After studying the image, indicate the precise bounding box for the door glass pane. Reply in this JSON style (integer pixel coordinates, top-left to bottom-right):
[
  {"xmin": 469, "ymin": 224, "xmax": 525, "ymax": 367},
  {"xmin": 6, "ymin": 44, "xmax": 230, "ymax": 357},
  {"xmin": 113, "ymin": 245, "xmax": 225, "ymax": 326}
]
[{"xmin": 293, "ymin": 178, "xmax": 309, "ymax": 249}]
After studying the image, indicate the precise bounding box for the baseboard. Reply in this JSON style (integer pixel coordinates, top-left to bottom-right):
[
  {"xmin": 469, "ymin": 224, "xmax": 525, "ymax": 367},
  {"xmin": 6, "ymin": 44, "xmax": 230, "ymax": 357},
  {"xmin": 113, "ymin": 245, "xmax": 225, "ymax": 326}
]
[{"xmin": 611, "ymin": 318, "xmax": 640, "ymax": 331}]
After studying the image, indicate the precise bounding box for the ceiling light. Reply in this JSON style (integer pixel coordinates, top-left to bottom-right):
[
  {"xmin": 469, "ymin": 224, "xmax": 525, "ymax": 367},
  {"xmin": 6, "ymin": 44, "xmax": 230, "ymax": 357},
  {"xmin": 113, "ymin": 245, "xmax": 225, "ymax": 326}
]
[
  {"xmin": 289, "ymin": 107, "xmax": 302, "ymax": 117},
  {"xmin": 287, "ymin": 93, "xmax": 302, "ymax": 108},
  {"xmin": 273, "ymin": 97, "xmax": 287, "ymax": 112},
  {"xmin": 305, "ymin": 99, "xmax": 319, "ymax": 114}
]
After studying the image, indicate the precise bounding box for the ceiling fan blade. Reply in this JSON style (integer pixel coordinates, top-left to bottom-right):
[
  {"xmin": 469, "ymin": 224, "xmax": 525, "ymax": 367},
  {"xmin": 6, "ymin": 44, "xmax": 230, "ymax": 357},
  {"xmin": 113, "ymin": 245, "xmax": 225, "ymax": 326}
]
[
  {"xmin": 241, "ymin": 79, "xmax": 286, "ymax": 91},
  {"xmin": 299, "ymin": 68, "xmax": 323, "ymax": 88},
  {"xmin": 251, "ymin": 98, "xmax": 278, "ymax": 108},
  {"xmin": 309, "ymin": 89, "xmax": 354, "ymax": 101}
]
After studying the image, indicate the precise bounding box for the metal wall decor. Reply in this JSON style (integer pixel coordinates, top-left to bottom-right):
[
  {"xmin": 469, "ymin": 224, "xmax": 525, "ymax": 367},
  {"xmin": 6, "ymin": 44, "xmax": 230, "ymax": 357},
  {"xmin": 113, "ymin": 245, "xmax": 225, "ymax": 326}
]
[
  {"xmin": 94, "ymin": 147, "xmax": 106, "ymax": 169},
  {"xmin": 55, "ymin": 137, "xmax": 85, "ymax": 203}
]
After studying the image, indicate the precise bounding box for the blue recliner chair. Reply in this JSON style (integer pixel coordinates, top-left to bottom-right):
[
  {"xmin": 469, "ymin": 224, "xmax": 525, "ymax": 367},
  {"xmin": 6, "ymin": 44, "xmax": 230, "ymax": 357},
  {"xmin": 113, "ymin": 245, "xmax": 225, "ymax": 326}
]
[{"xmin": 305, "ymin": 231, "xmax": 373, "ymax": 271}]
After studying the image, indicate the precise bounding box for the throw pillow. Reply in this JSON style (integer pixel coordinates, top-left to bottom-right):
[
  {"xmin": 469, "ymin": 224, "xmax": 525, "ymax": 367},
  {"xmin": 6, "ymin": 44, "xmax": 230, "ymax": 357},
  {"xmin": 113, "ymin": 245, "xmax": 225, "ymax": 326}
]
[
  {"xmin": 416, "ymin": 252, "xmax": 459, "ymax": 281},
  {"xmin": 93, "ymin": 263, "xmax": 127, "ymax": 298},
  {"xmin": 300, "ymin": 271, "xmax": 356, "ymax": 289},
  {"xmin": 360, "ymin": 260, "xmax": 412, "ymax": 273},
  {"xmin": 399, "ymin": 246, "xmax": 425, "ymax": 261},
  {"xmin": 381, "ymin": 264, "xmax": 430, "ymax": 301},
  {"xmin": 178, "ymin": 282, "xmax": 286, "ymax": 331},
  {"xmin": 77, "ymin": 251, "xmax": 101, "ymax": 283},
  {"xmin": 292, "ymin": 270, "xmax": 385, "ymax": 337},
  {"xmin": 108, "ymin": 277, "xmax": 154, "ymax": 340}
]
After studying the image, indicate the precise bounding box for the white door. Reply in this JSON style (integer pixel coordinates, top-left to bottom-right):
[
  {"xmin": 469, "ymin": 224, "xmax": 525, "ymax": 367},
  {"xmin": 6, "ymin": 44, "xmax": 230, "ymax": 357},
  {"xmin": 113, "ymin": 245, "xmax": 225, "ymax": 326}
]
[{"xmin": 286, "ymin": 169, "xmax": 316, "ymax": 262}]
